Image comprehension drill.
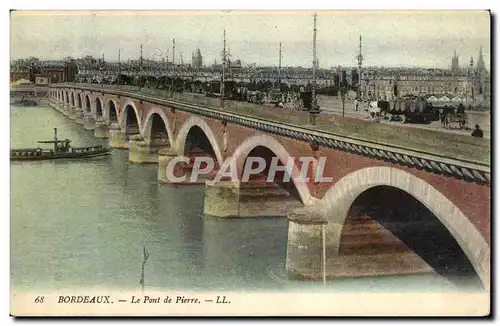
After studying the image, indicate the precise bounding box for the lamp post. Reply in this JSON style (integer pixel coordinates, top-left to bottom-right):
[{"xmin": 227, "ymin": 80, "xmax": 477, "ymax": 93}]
[
  {"xmin": 99, "ymin": 67, "xmax": 104, "ymax": 89},
  {"xmin": 340, "ymin": 86, "xmax": 347, "ymax": 117},
  {"xmin": 309, "ymin": 13, "xmax": 320, "ymax": 126},
  {"xmin": 117, "ymin": 49, "xmax": 121, "ymax": 86}
]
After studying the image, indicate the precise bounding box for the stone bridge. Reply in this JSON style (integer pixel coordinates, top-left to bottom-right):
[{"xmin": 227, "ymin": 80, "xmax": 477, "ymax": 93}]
[{"xmin": 49, "ymin": 84, "xmax": 491, "ymax": 290}]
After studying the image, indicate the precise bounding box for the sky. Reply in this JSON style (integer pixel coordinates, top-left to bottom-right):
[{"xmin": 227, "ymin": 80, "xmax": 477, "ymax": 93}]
[{"xmin": 10, "ymin": 10, "xmax": 491, "ymax": 69}]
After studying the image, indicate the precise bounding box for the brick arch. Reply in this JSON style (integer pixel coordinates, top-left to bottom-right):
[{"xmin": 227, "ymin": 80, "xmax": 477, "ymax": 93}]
[
  {"xmin": 228, "ymin": 134, "xmax": 312, "ymax": 206},
  {"xmin": 175, "ymin": 115, "xmax": 223, "ymax": 167},
  {"xmin": 103, "ymin": 99, "xmax": 119, "ymax": 124},
  {"xmin": 84, "ymin": 94, "xmax": 92, "ymax": 113},
  {"xmin": 93, "ymin": 96, "xmax": 104, "ymax": 117},
  {"xmin": 120, "ymin": 100, "xmax": 143, "ymax": 134},
  {"xmin": 141, "ymin": 107, "xmax": 174, "ymax": 145},
  {"xmin": 76, "ymin": 92, "xmax": 83, "ymax": 109},
  {"xmin": 317, "ymin": 166, "xmax": 490, "ymax": 290}
]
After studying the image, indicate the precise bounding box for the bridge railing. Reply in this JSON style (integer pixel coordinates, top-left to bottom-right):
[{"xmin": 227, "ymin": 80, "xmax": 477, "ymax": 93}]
[{"xmin": 54, "ymin": 83, "xmax": 491, "ymax": 172}]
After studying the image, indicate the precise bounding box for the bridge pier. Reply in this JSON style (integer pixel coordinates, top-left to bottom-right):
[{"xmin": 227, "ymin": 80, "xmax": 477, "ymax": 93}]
[
  {"xmin": 62, "ymin": 104, "xmax": 70, "ymax": 117},
  {"xmin": 285, "ymin": 207, "xmax": 433, "ymax": 281},
  {"xmin": 157, "ymin": 149, "xmax": 215, "ymax": 185},
  {"xmin": 286, "ymin": 209, "xmax": 329, "ymax": 280},
  {"xmin": 69, "ymin": 108, "xmax": 81, "ymax": 121},
  {"xmin": 128, "ymin": 135, "xmax": 167, "ymax": 163},
  {"xmin": 83, "ymin": 115, "xmax": 96, "ymax": 131},
  {"xmin": 53, "ymin": 101, "xmax": 63, "ymax": 113},
  {"xmin": 203, "ymin": 179, "xmax": 304, "ymax": 218},
  {"xmin": 108, "ymin": 124, "xmax": 128, "ymax": 149},
  {"xmin": 157, "ymin": 147, "xmax": 178, "ymax": 182},
  {"xmin": 75, "ymin": 110, "xmax": 85, "ymax": 125},
  {"xmin": 93, "ymin": 119, "xmax": 109, "ymax": 138}
]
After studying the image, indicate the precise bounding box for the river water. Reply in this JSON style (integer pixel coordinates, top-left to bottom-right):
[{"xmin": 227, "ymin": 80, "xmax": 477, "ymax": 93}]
[{"xmin": 10, "ymin": 105, "xmax": 482, "ymax": 293}]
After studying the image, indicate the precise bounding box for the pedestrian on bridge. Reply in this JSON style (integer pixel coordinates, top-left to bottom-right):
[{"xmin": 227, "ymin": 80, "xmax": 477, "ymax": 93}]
[{"xmin": 471, "ymin": 124, "xmax": 484, "ymax": 138}]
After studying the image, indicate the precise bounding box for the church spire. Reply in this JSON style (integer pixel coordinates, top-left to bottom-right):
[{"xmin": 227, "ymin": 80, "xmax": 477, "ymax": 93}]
[{"xmin": 476, "ymin": 46, "xmax": 485, "ymax": 71}]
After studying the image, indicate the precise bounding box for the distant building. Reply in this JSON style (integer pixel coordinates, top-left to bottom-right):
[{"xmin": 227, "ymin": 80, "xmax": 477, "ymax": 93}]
[
  {"xmin": 340, "ymin": 70, "xmax": 347, "ymax": 87},
  {"xmin": 192, "ymin": 48, "xmax": 203, "ymax": 69},
  {"xmin": 10, "ymin": 72, "xmax": 30, "ymax": 82},
  {"xmin": 228, "ymin": 59, "xmax": 243, "ymax": 73},
  {"xmin": 351, "ymin": 68, "xmax": 359, "ymax": 88},
  {"xmin": 45, "ymin": 68, "xmax": 66, "ymax": 84},
  {"xmin": 35, "ymin": 74, "xmax": 49, "ymax": 85},
  {"xmin": 64, "ymin": 61, "xmax": 79, "ymax": 82},
  {"xmin": 471, "ymin": 47, "xmax": 490, "ymax": 105},
  {"xmin": 361, "ymin": 69, "xmax": 468, "ymax": 101}
]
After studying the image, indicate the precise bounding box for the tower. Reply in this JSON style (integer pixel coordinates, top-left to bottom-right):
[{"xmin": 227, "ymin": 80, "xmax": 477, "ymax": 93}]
[
  {"xmin": 451, "ymin": 50, "xmax": 459, "ymax": 73},
  {"xmin": 192, "ymin": 48, "xmax": 203, "ymax": 69},
  {"xmin": 476, "ymin": 46, "xmax": 486, "ymax": 71},
  {"xmin": 476, "ymin": 46, "xmax": 487, "ymax": 96}
]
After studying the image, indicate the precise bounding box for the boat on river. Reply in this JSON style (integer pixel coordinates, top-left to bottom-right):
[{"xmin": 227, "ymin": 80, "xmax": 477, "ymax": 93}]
[{"xmin": 10, "ymin": 128, "xmax": 110, "ymax": 161}]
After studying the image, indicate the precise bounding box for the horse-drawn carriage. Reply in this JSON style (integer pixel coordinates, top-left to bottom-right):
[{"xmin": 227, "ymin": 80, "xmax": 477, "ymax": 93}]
[
  {"xmin": 441, "ymin": 104, "xmax": 469, "ymax": 129},
  {"xmin": 365, "ymin": 97, "xmax": 439, "ymax": 124}
]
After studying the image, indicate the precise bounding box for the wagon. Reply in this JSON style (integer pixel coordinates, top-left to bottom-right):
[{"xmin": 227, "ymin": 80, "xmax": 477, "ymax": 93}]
[{"xmin": 445, "ymin": 112, "xmax": 469, "ymax": 129}]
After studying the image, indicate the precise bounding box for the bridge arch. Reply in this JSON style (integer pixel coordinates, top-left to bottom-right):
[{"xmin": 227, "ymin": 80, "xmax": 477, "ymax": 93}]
[
  {"xmin": 175, "ymin": 116, "xmax": 223, "ymax": 167},
  {"xmin": 317, "ymin": 166, "xmax": 490, "ymax": 289},
  {"xmin": 121, "ymin": 101, "xmax": 142, "ymax": 136},
  {"xmin": 77, "ymin": 93, "xmax": 82, "ymax": 109},
  {"xmin": 94, "ymin": 97, "xmax": 103, "ymax": 118},
  {"xmin": 104, "ymin": 100, "xmax": 119, "ymax": 124},
  {"xmin": 142, "ymin": 107, "xmax": 174, "ymax": 145},
  {"xmin": 71, "ymin": 92, "xmax": 75, "ymax": 107},
  {"xmin": 65, "ymin": 91, "xmax": 69, "ymax": 104},
  {"xmin": 229, "ymin": 134, "xmax": 312, "ymax": 205},
  {"xmin": 84, "ymin": 95, "xmax": 92, "ymax": 113}
]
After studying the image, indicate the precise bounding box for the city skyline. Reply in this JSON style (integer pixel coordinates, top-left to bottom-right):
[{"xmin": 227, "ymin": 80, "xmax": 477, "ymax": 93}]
[{"xmin": 11, "ymin": 10, "xmax": 490, "ymax": 69}]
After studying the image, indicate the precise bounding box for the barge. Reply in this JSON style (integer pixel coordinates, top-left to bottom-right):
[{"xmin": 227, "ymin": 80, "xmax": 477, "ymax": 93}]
[{"xmin": 11, "ymin": 128, "xmax": 110, "ymax": 161}]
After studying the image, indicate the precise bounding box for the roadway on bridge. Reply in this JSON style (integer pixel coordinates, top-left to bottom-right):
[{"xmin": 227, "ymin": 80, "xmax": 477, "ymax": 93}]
[
  {"xmin": 317, "ymin": 95, "xmax": 491, "ymax": 140},
  {"xmin": 57, "ymin": 85, "xmax": 491, "ymax": 166}
]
